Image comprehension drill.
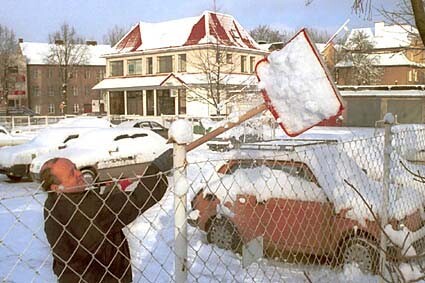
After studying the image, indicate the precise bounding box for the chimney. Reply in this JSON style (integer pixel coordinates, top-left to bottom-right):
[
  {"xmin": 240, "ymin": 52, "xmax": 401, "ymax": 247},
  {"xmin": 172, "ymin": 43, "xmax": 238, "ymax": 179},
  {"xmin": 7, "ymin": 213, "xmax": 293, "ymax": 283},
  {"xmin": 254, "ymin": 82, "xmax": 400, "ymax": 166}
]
[
  {"xmin": 375, "ymin": 22, "xmax": 385, "ymax": 37},
  {"xmin": 55, "ymin": 39, "xmax": 64, "ymax": 45},
  {"xmin": 86, "ymin": 40, "xmax": 97, "ymax": 46},
  {"xmin": 18, "ymin": 38, "xmax": 23, "ymax": 43}
]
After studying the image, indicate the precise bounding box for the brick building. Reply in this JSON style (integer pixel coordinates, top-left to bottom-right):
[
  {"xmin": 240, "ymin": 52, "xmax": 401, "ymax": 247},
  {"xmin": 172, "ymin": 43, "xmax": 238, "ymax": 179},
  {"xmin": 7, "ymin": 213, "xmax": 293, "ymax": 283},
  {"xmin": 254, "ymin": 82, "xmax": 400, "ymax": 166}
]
[
  {"xmin": 334, "ymin": 22, "xmax": 425, "ymax": 126},
  {"xmin": 18, "ymin": 41, "xmax": 113, "ymax": 115}
]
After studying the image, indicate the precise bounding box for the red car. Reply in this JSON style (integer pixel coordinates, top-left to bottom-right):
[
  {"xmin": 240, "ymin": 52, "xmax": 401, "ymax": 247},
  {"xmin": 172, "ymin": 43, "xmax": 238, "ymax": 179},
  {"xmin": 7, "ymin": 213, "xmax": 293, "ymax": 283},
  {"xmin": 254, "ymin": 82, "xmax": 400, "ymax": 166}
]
[{"xmin": 189, "ymin": 143, "xmax": 425, "ymax": 274}]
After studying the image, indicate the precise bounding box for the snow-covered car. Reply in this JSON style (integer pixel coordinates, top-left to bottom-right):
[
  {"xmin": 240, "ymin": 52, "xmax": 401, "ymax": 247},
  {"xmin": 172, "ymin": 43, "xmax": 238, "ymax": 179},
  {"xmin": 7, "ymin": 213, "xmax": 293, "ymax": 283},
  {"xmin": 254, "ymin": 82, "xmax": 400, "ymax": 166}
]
[
  {"xmin": 0, "ymin": 125, "xmax": 33, "ymax": 147},
  {"xmin": 117, "ymin": 119, "xmax": 168, "ymax": 138},
  {"xmin": 0, "ymin": 127, "xmax": 98, "ymax": 181},
  {"xmin": 30, "ymin": 128, "xmax": 171, "ymax": 184},
  {"xmin": 51, "ymin": 116, "xmax": 114, "ymax": 128},
  {"xmin": 189, "ymin": 141, "xmax": 425, "ymax": 274}
]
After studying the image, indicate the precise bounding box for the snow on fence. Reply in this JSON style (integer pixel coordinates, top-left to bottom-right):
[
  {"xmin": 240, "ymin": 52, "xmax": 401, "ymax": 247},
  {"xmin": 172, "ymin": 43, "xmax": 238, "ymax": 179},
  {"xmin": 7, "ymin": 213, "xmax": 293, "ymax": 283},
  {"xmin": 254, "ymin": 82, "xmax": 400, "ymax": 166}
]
[{"xmin": 1, "ymin": 123, "xmax": 425, "ymax": 282}]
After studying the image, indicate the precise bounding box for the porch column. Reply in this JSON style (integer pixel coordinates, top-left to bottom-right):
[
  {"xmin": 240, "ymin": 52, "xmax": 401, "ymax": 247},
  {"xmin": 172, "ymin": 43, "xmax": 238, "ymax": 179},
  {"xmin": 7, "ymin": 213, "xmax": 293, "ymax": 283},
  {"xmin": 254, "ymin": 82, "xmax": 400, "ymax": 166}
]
[
  {"xmin": 124, "ymin": 90, "xmax": 128, "ymax": 115},
  {"xmin": 143, "ymin": 90, "xmax": 147, "ymax": 116},
  {"xmin": 154, "ymin": 89, "xmax": 158, "ymax": 116},
  {"xmin": 106, "ymin": 91, "xmax": 110, "ymax": 115},
  {"xmin": 175, "ymin": 89, "xmax": 179, "ymax": 115}
]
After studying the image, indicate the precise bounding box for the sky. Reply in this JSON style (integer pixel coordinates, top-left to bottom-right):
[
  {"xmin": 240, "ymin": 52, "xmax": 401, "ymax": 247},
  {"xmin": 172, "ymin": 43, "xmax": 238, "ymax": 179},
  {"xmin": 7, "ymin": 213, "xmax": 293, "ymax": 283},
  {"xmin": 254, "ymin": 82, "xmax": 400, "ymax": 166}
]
[{"xmin": 0, "ymin": 0, "xmax": 398, "ymax": 44}]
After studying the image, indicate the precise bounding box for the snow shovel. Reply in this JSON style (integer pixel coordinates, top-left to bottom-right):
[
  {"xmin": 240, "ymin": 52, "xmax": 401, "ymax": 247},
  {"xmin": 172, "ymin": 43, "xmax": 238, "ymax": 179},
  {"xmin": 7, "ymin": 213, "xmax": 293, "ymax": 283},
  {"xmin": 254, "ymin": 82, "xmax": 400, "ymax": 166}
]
[{"xmin": 186, "ymin": 29, "xmax": 344, "ymax": 152}]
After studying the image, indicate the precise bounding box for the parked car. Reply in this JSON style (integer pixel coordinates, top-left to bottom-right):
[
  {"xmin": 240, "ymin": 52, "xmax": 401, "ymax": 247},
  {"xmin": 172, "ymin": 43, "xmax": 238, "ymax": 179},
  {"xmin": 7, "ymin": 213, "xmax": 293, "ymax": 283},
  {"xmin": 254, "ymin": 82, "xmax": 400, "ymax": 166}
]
[
  {"xmin": 30, "ymin": 128, "xmax": 171, "ymax": 184},
  {"xmin": 118, "ymin": 119, "xmax": 168, "ymax": 138},
  {"xmin": 0, "ymin": 127, "xmax": 98, "ymax": 181},
  {"xmin": 189, "ymin": 141, "xmax": 425, "ymax": 273},
  {"xmin": 50, "ymin": 116, "xmax": 114, "ymax": 128},
  {"xmin": 0, "ymin": 125, "xmax": 33, "ymax": 147}
]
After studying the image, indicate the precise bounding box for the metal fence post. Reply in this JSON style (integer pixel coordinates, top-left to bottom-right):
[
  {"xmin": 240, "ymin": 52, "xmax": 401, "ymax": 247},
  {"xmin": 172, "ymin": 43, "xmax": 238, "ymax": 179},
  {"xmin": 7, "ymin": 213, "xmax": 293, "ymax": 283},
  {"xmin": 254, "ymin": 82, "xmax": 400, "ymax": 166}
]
[
  {"xmin": 173, "ymin": 142, "xmax": 188, "ymax": 283},
  {"xmin": 380, "ymin": 113, "xmax": 394, "ymax": 280}
]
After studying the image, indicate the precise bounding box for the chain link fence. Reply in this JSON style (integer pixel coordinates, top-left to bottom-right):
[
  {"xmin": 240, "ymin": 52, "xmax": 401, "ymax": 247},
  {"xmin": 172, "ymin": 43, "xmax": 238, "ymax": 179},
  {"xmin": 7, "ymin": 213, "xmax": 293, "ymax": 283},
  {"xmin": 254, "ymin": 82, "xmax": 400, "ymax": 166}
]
[{"xmin": 1, "ymin": 121, "xmax": 425, "ymax": 282}]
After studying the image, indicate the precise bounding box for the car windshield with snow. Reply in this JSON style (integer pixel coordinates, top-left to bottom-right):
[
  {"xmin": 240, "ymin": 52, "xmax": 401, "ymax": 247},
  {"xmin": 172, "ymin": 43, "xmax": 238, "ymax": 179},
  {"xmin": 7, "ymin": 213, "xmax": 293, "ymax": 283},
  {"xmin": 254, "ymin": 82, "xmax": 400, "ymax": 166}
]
[
  {"xmin": 117, "ymin": 119, "xmax": 168, "ymax": 138},
  {"xmin": 189, "ymin": 141, "xmax": 425, "ymax": 274},
  {"xmin": 0, "ymin": 127, "xmax": 100, "ymax": 181},
  {"xmin": 30, "ymin": 127, "xmax": 171, "ymax": 184}
]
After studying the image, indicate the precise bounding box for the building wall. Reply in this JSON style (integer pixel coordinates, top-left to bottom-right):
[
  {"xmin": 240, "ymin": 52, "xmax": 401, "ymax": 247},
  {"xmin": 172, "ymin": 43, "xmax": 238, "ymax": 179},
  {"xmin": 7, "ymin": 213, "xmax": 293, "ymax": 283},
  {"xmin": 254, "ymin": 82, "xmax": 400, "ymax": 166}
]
[
  {"xmin": 27, "ymin": 65, "xmax": 105, "ymax": 115},
  {"xmin": 104, "ymin": 45, "xmax": 267, "ymax": 116},
  {"xmin": 106, "ymin": 46, "xmax": 265, "ymax": 79},
  {"xmin": 342, "ymin": 96, "xmax": 425, "ymax": 126},
  {"xmin": 336, "ymin": 65, "xmax": 425, "ymax": 86}
]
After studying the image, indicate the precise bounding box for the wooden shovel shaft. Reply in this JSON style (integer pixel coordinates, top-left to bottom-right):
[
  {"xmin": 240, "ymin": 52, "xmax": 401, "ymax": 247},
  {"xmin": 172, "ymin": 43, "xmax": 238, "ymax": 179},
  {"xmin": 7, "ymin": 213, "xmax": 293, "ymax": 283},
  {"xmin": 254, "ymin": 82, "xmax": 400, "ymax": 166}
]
[{"xmin": 186, "ymin": 103, "xmax": 268, "ymax": 152}]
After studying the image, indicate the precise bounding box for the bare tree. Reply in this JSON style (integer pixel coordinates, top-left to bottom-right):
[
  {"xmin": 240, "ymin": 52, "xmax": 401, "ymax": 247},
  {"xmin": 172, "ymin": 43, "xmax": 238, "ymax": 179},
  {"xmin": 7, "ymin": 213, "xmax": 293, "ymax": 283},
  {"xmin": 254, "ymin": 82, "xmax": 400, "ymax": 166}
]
[
  {"xmin": 250, "ymin": 25, "xmax": 288, "ymax": 43},
  {"xmin": 45, "ymin": 23, "xmax": 89, "ymax": 114},
  {"xmin": 340, "ymin": 30, "xmax": 383, "ymax": 85},
  {"xmin": 0, "ymin": 24, "xmax": 18, "ymax": 114},
  {"xmin": 103, "ymin": 25, "xmax": 128, "ymax": 46},
  {"xmin": 352, "ymin": 0, "xmax": 425, "ymax": 45},
  {"xmin": 188, "ymin": 43, "xmax": 254, "ymax": 115}
]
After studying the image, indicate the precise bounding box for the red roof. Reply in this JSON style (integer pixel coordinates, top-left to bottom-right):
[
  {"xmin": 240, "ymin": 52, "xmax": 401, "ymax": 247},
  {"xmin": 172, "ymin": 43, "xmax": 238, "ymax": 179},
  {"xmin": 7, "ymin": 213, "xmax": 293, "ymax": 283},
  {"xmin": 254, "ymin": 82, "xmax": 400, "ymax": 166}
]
[{"xmin": 114, "ymin": 11, "xmax": 260, "ymax": 53}]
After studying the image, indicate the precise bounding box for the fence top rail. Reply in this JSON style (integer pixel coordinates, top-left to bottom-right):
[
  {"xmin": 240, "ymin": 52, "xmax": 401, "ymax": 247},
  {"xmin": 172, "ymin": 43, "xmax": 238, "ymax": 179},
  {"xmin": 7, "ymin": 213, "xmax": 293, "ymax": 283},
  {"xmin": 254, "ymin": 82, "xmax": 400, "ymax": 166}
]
[{"xmin": 239, "ymin": 139, "xmax": 339, "ymax": 151}]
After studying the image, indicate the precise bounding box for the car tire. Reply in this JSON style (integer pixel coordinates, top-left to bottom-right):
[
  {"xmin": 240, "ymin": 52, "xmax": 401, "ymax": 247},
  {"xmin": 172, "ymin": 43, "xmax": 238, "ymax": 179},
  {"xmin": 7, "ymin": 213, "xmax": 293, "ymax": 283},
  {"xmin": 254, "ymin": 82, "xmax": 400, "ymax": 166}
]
[
  {"xmin": 340, "ymin": 236, "xmax": 378, "ymax": 274},
  {"xmin": 81, "ymin": 169, "xmax": 97, "ymax": 185},
  {"xmin": 6, "ymin": 174, "xmax": 22, "ymax": 182},
  {"xmin": 207, "ymin": 216, "xmax": 242, "ymax": 253}
]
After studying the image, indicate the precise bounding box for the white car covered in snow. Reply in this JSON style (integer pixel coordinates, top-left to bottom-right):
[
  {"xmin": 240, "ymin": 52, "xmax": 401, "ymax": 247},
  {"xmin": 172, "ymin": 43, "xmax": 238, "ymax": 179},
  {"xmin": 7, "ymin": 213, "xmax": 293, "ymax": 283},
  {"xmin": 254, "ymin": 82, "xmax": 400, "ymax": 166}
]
[
  {"xmin": 0, "ymin": 127, "xmax": 99, "ymax": 181},
  {"xmin": 0, "ymin": 125, "xmax": 33, "ymax": 147},
  {"xmin": 30, "ymin": 128, "xmax": 171, "ymax": 184}
]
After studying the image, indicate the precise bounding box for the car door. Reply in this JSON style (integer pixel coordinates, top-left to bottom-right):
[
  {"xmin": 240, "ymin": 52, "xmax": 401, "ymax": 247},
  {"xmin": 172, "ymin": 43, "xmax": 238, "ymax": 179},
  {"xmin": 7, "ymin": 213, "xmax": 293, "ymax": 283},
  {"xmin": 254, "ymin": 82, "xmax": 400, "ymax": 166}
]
[
  {"xmin": 97, "ymin": 133, "xmax": 148, "ymax": 180},
  {"xmin": 227, "ymin": 159, "xmax": 333, "ymax": 256},
  {"xmin": 263, "ymin": 161, "xmax": 334, "ymax": 255}
]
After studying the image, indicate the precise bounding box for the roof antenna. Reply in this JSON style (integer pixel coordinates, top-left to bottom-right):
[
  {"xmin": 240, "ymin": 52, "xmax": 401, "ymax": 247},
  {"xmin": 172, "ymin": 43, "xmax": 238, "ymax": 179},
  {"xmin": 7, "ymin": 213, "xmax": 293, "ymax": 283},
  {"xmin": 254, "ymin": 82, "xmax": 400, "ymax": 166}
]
[{"xmin": 213, "ymin": 0, "xmax": 216, "ymax": 12}]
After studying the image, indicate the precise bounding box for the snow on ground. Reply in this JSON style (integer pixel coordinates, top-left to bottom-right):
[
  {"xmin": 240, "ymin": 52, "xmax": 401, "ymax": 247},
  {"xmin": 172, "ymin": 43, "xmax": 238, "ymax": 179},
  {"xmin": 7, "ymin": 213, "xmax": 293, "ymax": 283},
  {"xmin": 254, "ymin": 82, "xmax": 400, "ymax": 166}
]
[
  {"xmin": 2, "ymin": 123, "xmax": 423, "ymax": 282},
  {"xmin": 0, "ymin": 146, "xmax": 382, "ymax": 283}
]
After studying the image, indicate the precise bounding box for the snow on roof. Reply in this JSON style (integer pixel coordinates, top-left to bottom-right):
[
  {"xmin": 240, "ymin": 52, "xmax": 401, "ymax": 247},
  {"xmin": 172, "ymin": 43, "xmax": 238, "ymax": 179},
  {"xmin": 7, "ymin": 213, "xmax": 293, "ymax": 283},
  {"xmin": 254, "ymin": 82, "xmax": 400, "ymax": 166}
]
[
  {"xmin": 19, "ymin": 42, "xmax": 113, "ymax": 65},
  {"xmin": 113, "ymin": 11, "xmax": 260, "ymax": 53},
  {"xmin": 92, "ymin": 73, "xmax": 257, "ymax": 90},
  {"xmin": 336, "ymin": 51, "xmax": 424, "ymax": 67},
  {"xmin": 346, "ymin": 22, "xmax": 417, "ymax": 49}
]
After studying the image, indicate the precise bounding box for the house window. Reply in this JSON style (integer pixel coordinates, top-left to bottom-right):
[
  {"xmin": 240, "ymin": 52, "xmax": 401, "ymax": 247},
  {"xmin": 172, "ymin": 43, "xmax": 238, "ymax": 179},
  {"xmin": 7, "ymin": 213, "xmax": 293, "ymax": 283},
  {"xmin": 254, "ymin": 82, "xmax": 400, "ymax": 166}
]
[
  {"xmin": 72, "ymin": 86, "xmax": 79, "ymax": 96},
  {"xmin": 32, "ymin": 86, "xmax": 40, "ymax": 96},
  {"xmin": 158, "ymin": 56, "xmax": 173, "ymax": 73},
  {"xmin": 48, "ymin": 104, "xmax": 55, "ymax": 114},
  {"xmin": 146, "ymin": 90, "xmax": 154, "ymax": 115},
  {"xmin": 31, "ymin": 69, "xmax": 39, "ymax": 79},
  {"xmin": 84, "ymin": 70, "xmax": 91, "ymax": 79},
  {"xmin": 127, "ymin": 59, "xmax": 142, "ymax": 75},
  {"xmin": 178, "ymin": 89, "xmax": 186, "ymax": 114},
  {"xmin": 85, "ymin": 87, "xmax": 91, "ymax": 96},
  {"xmin": 250, "ymin": 56, "xmax": 256, "ymax": 73},
  {"xmin": 96, "ymin": 70, "xmax": 104, "ymax": 81},
  {"xmin": 34, "ymin": 105, "xmax": 41, "ymax": 114},
  {"xmin": 48, "ymin": 86, "xmax": 55, "ymax": 96},
  {"xmin": 226, "ymin": 53, "xmax": 233, "ymax": 64},
  {"xmin": 241, "ymin": 55, "xmax": 247, "ymax": 73},
  {"xmin": 73, "ymin": 104, "xmax": 80, "ymax": 113},
  {"xmin": 178, "ymin": 54, "xmax": 186, "ymax": 72},
  {"xmin": 408, "ymin": 70, "xmax": 418, "ymax": 82},
  {"xmin": 110, "ymin": 60, "xmax": 124, "ymax": 76},
  {"xmin": 146, "ymin": 57, "xmax": 153, "ymax": 74},
  {"xmin": 47, "ymin": 68, "xmax": 53, "ymax": 78},
  {"xmin": 157, "ymin": 89, "xmax": 175, "ymax": 115}
]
